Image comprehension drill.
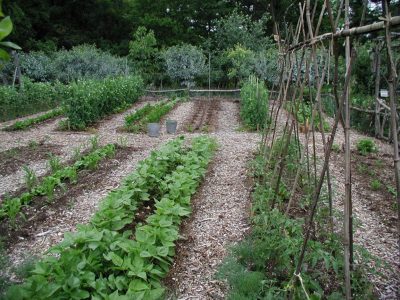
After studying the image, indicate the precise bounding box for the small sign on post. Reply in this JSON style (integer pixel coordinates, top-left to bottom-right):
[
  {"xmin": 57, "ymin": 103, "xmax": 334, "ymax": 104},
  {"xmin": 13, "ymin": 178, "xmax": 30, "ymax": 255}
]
[{"xmin": 380, "ymin": 89, "xmax": 389, "ymax": 98}]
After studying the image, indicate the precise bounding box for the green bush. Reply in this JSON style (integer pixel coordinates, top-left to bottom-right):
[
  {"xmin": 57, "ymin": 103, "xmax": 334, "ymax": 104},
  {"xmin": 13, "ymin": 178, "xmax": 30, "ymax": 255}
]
[
  {"xmin": 356, "ymin": 138, "xmax": 377, "ymax": 156},
  {"xmin": 64, "ymin": 76, "xmax": 144, "ymax": 130},
  {"xmin": 240, "ymin": 76, "xmax": 269, "ymax": 130},
  {"xmin": 0, "ymin": 79, "xmax": 64, "ymax": 122}
]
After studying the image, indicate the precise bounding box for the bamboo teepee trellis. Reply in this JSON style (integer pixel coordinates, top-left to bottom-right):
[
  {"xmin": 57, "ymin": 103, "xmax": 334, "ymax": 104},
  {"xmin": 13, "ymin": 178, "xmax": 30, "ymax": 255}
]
[{"xmin": 263, "ymin": 1, "xmax": 400, "ymax": 299}]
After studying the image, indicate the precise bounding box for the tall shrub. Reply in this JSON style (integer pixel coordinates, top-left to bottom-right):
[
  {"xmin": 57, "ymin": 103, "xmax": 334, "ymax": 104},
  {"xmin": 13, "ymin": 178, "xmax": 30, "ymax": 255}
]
[
  {"xmin": 163, "ymin": 44, "xmax": 206, "ymax": 89},
  {"xmin": 240, "ymin": 76, "xmax": 269, "ymax": 130}
]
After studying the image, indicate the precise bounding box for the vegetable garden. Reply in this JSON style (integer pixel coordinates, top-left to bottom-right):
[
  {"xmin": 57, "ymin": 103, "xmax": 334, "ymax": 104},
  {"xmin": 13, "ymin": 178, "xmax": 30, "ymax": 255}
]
[{"xmin": 0, "ymin": 1, "xmax": 399, "ymax": 300}]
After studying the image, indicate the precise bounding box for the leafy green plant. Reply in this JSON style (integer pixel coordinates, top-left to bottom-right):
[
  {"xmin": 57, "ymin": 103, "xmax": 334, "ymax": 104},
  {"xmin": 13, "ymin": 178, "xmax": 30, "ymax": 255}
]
[
  {"xmin": 47, "ymin": 154, "xmax": 62, "ymax": 173},
  {"xmin": 22, "ymin": 166, "xmax": 37, "ymax": 190},
  {"xmin": 89, "ymin": 135, "xmax": 99, "ymax": 150},
  {"xmin": 357, "ymin": 138, "xmax": 377, "ymax": 156},
  {"xmin": 331, "ymin": 143, "xmax": 341, "ymax": 153},
  {"xmin": 370, "ymin": 179, "xmax": 381, "ymax": 191},
  {"xmin": 240, "ymin": 76, "xmax": 269, "ymax": 130}
]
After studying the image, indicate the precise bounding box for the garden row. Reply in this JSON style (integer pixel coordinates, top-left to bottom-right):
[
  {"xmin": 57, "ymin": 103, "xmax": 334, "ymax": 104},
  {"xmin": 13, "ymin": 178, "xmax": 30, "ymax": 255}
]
[
  {"xmin": 0, "ymin": 140, "xmax": 116, "ymax": 228},
  {"xmin": 4, "ymin": 136, "xmax": 216, "ymax": 299},
  {"xmin": 0, "ymin": 76, "xmax": 144, "ymax": 130},
  {"xmin": 124, "ymin": 98, "xmax": 180, "ymax": 133}
]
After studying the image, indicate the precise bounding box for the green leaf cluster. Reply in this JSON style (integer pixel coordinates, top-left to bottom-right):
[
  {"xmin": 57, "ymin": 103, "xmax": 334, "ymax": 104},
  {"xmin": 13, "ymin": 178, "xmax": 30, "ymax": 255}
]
[
  {"xmin": 356, "ymin": 138, "xmax": 378, "ymax": 156},
  {"xmin": 4, "ymin": 136, "xmax": 216, "ymax": 299},
  {"xmin": 0, "ymin": 144, "xmax": 116, "ymax": 226},
  {"xmin": 240, "ymin": 76, "xmax": 269, "ymax": 130},
  {"xmin": 4, "ymin": 107, "xmax": 64, "ymax": 131},
  {"xmin": 64, "ymin": 76, "xmax": 144, "ymax": 130}
]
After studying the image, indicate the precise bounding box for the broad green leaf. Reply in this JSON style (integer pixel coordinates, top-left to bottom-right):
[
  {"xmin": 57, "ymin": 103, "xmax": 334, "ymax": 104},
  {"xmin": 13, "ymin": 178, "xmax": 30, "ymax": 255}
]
[
  {"xmin": 0, "ymin": 48, "xmax": 9, "ymax": 60},
  {"xmin": 0, "ymin": 41, "xmax": 20, "ymax": 50},
  {"xmin": 156, "ymin": 246, "xmax": 169, "ymax": 257},
  {"xmin": 0, "ymin": 16, "xmax": 12, "ymax": 40},
  {"xmin": 128, "ymin": 279, "xmax": 150, "ymax": 291}
]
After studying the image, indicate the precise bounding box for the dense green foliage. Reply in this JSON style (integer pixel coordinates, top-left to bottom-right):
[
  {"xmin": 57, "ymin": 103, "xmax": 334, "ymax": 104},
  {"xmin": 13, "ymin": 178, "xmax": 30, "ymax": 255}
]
[
  {"xmin": 218, "ymin": 135, "xmax": 374, "ymax": 299},
  {"xmin": 240, "ymin": 76, "xmax": 269, "ymax": 130},
  {"xmin": 1, "ymin": 45, "xmax": 128, "ymax": 84},
  {"xmin": 0, "ymin": 144, "xmax": 116, "ymax": 227},
  {"xmin": 64, "ymin": 76, "xmax": 144, "ymax": 130},
  {"xmin": 4, "ymin": 107, "xmax": 63, "ymax": 131},
  {"xmin": 4, "ymin": 136, "xmax": 216, "ymax": 299},
  {"xmin": 0, "ymin": 79, "xmax": 64, "ymax": 122}
]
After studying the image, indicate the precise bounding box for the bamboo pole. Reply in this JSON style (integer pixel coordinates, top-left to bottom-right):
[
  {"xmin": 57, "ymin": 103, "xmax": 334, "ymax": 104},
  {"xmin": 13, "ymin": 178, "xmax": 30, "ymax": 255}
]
[
  {"xmin": 384, "ymin": 0, "xmax": 400, "ymax": 256},
  {"xmin": 288, "ymin": 16, "xmax": 400, "ymax": 51},
  {"xmin": 374, "ymin": 44, "xmax": 382, "ymax": 137},
  {"xmin": 343, "ymin": 0, "xmax": 352, "ymax": 298}
]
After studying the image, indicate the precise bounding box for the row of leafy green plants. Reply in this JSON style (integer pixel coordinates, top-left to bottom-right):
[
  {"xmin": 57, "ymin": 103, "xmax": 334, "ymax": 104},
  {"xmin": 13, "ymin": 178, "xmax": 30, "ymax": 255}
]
[
  {"xmin": 3, "ymin": 107, "xmax": 64, "ymax": 131},
  {"xmin": 4, "ymin": 136, "xmax": 216, "ymax": 299},
  {"xmin": 0, "ymin": 76, "xmax": 144, "ymax": 129},
  {"xmin": 0, "ymin": 141, "xmax": 116, "ymax": 228},
  {"xmin": 217, "ymin": 133, "xmax": 374, "ymax": 299},
  {"xmin": 124, "ymin": 98, "xmax": 180, "ymax": 133}
]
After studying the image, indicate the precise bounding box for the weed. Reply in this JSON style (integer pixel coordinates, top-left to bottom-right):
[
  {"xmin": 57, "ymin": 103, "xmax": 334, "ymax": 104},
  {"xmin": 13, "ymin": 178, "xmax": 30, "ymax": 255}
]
[
  {"xmin": 387, "ymin": 185, "xmax": 397, "ymax": 197},
  {"xmin": 370, "ymin": 179, "xmax": 381, "ymax": 191},
  {"xmin": 23, "ymin": 166, "xmax": 37, "ymax": 190},
  {"xmin": 357, "ymin": 138, "xmax": 377, "ymax": 155},
  {"xmin": 72, "ymin": 145, "xmax": 82, "ymax": 161},
  {"xmin": 201, "ymin": 124, "xmax": 210, "ymax": 133},
  {"xmin": 331, "ymin": 144, "xmax": 341, "ymax": 153},
  {"xmin": 117, "ymin": 136, "xmax": 128, "ymax": 147},
  {"xmin": 28, "ymin": 140, "xmax": 39, "ymax": 149},
  {"xmin": 47, "ymin": 154, "xmax": 62, "ymax": 173},
  {"xmin": 89, "ymin": 135, "xmax": 99, "ymax": 150},
  {"xmin": 356, "ymin": 162, "xmax": 368, "ymax": 174},
  {"xmin": 187, "ymin": 124, "xmax": 194, "ymax": 133}
]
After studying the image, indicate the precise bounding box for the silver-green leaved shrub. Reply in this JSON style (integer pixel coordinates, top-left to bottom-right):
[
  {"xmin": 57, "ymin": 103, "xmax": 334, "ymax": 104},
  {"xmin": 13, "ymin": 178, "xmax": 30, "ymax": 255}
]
[{"xmin": 163, "ymin": 44, "xmax": 206, "ymax": 89}]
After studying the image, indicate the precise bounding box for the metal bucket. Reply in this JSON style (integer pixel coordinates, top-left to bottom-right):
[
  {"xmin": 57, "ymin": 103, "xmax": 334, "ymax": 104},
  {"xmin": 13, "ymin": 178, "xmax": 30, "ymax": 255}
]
[
  {"xmin": 147, "ymin": 123, "xmax": 160, "ymax": 137},
  {"xmin": 166, "ymin": 120, "xmax": 178, "ymax": 134}
]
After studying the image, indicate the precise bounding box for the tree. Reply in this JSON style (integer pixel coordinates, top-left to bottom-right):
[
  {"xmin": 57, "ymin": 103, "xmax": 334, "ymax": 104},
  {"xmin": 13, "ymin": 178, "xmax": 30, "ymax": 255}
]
[
  {"xmin": 163, "ymin": 44, "xmax": 206, "ymax": 88},
  {"xmin": 129, "ymin": 26, "xmax": 158, "ymax": 80},
  {"xmin": 226, "ymin": 44, "xmax": 255, "ymax": 86}
]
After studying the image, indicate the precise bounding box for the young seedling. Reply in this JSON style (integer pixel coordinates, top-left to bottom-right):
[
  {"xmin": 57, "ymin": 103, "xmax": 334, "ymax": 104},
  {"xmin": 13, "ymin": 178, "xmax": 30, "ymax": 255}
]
[
  {"xmin": 23, "ymin": 166, "xmax": 38, "ymax": 190},
  {"xmin": 370, "ymin": 179, "xmax": 381, "ymax": 191},
  {"xmin": 47, "ymin": 154, "xmax": 62, "ymax": 173}
]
